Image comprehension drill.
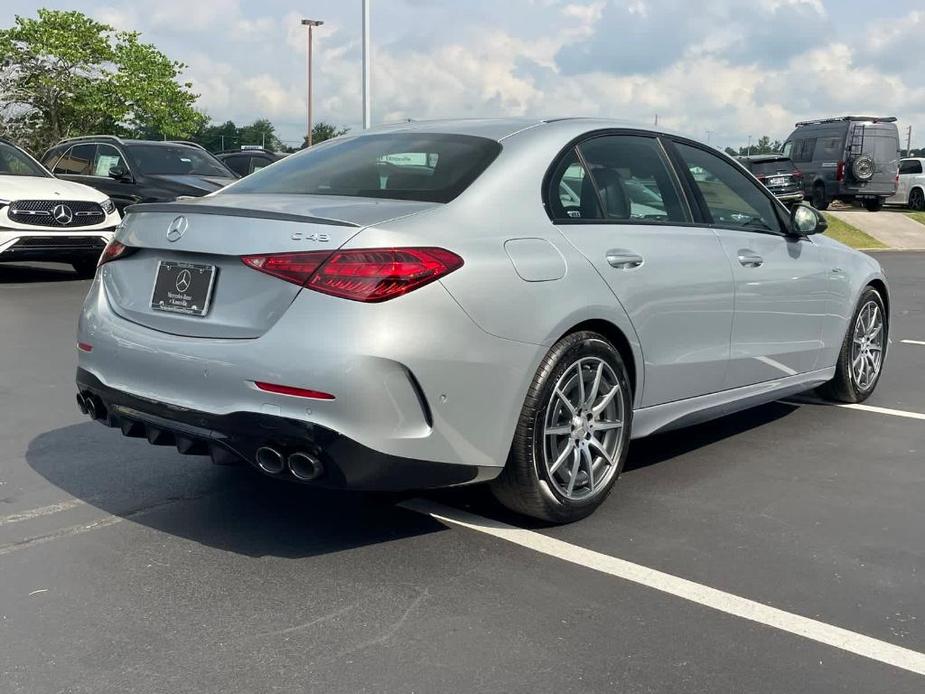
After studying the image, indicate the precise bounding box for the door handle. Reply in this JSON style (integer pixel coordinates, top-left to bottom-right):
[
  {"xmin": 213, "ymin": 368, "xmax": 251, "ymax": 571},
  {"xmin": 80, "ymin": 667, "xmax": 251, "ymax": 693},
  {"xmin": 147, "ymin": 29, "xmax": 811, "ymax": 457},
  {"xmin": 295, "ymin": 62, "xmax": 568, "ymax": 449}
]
[
  {"xmin": 606, "ymin": 250, "xmax": 644, "ymax": 269},
  {"xmin": 737, "ymin": 251, "xmax": 764, "ymax": 268}
]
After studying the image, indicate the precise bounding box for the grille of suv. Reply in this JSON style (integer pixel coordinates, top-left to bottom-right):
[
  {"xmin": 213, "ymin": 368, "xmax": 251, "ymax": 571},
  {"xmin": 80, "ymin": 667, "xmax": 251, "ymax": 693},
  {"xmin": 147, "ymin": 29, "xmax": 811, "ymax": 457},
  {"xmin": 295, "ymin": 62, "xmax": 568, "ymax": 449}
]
[{"xmin": 7, "ymin": 200, "xmax": 105, "ymax": 228}]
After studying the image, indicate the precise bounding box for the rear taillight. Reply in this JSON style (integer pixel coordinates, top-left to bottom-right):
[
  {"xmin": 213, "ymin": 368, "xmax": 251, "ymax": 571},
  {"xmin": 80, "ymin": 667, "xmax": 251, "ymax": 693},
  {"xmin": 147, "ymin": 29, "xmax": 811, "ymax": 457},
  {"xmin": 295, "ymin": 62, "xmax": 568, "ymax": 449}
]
[
  {"xmin": 836, "ymin": 160, "xmax": 846, "ymax": 182},
  {"xmin": 756, "ymin": 175, "xmax": 767, "ymax": 182},
  {"xmin": 793, "ymin": 169, "xmax": 803, "ymax": 179},
  {"xmin": 97, "ymin": 240, "xmax": 133, "ymax": 267},
  {"xmin": 241, "ymin": 251, "xmax": 330, "ymax": 285},
  {"xmin": 241, "ymin": 247, "xmax": 464, "ymax": 303}
]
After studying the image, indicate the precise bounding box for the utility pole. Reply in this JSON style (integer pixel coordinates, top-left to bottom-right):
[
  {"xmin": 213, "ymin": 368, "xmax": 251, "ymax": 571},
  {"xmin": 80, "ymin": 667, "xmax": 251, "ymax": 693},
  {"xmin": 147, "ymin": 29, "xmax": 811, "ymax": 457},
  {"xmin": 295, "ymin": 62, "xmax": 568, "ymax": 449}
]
[
  {"xmin": 301, "ymin": 19, "xmax": 324, "ymax": 147},
  {"xmin": 747, "ymin": 135, "xmax": 752, "ymax": 156},
  {"xmin": 362, "ymin": 0, "xmax": 371, "ymax": 129},
  {"xmin": 705, "ymin": 130, "xmax": 713, "ymax": 146},
  {"xmin": 907, "ymin": 125, "xmax": 913, "ymax": 157},
  {"xmin": 654, "ymin": 113, "xmax": 658, "ymax": 127}
]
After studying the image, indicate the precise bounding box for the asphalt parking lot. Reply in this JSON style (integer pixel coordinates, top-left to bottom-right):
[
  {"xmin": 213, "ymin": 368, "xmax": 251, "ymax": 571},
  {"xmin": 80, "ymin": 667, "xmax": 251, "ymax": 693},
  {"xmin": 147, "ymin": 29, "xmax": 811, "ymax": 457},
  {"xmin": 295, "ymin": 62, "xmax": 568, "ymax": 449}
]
[{"xmin": 1, "ymin": 253, "xmax": 923, "ymax": 693}]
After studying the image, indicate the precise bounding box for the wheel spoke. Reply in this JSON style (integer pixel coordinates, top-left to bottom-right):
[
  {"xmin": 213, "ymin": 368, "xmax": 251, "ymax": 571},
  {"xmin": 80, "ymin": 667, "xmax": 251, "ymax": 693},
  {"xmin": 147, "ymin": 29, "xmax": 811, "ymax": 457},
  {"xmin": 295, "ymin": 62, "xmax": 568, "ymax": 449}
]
[
  {"xmin": 594, "ymin": 419, "xmax": 623, "ymax": 432},
  {"xmin": 545, "ymin": 424, "xmax": 571, "ymax": 437},
  {"xmin": 565, "ymin": 447, "xmax": 581, "ymax": 496},
  {"xmin": 548, "ymin": 441, "xmax": 574, "ymax": 475},
  {"xmin": 586, "ymin": 362, "xmax": 603, "ymax": 409},
  {"xmin": 555, "ymin": 388, "xmax": 577, "ymax": 417},
  {"xmin": 575, "ymin": 360, "xmax": 586, "ymax": 408},
  {"xmin": 592, "ymin": 385, "xmax": 620, "ymax": 417},
  {"xmin": 581, "ymin": 444, "xmax": 595, "ymax": 491}
]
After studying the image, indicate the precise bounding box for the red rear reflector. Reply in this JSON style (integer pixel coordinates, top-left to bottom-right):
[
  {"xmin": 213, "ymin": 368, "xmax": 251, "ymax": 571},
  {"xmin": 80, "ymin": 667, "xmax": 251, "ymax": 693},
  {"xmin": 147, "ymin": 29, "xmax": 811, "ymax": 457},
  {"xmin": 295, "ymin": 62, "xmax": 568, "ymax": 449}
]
[
  {"xmin": 836, "ymin": 160, "xmax": 846, "ymax": 182},
  {"xmin": 77, "ymin": 342, "xmax": 93, "ymax": 352},
  {"xmin": 241, "ymin": 247, "xmax": 464, "ymax": 302},
  {"xmin": 254, "ymin": 381, "xmax": 335, "ymax": 400},
  {"xmin": 241, "ymin": 251, "xmax": 331, "ymax": 286},
  {"xmin": 97, "ymin": 240, "xmax": 132, "ymax": 267}
]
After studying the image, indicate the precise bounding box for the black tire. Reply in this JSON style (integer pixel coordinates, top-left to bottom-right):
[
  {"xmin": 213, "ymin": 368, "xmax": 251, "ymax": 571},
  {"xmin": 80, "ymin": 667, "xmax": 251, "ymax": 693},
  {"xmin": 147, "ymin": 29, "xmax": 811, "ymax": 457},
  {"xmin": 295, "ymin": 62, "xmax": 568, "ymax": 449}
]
[
  {"xmin": 71, "ymin": 259, "xmax": 98, "ymax": 279},
  {"xmin": 863, "ymin": 197, "xmax": 884, "ymax": 212},
  {"xmin": 491, "ymin": 331, "xmax": 632, "ymax": 523},
  {"xmin": 818, "ymin": 287, "xmax": 887, "ymax": 403},
  {"xmin": 811, "ymin": 184, "xmax": 830, "ymax": 211},
  {"xmin": 909, "ymin": 187, "xmax": 925, "ymax": 211}
]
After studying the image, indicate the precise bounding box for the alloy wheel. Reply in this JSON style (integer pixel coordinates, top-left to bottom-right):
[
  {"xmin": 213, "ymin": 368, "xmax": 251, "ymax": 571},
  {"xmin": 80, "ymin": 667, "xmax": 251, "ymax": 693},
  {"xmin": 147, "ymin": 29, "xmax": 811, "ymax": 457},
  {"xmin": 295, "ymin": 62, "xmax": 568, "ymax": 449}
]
[
  {"xmin": 542, "ymin": 357, "xmax": 624, "ymax": 501},
  {"xmin": 851, "ymin": 300, "xmax": 884, "ymax": 391}
]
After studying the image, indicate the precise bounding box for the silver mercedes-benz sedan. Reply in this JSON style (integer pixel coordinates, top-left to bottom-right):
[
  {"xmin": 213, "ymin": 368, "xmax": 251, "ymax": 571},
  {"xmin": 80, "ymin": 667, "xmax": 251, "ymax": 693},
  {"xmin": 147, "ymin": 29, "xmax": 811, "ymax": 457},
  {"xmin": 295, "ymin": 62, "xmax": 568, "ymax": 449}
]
[{"xmin": 76, "ymin": 118, "xmax": 889, "ymax": 523}]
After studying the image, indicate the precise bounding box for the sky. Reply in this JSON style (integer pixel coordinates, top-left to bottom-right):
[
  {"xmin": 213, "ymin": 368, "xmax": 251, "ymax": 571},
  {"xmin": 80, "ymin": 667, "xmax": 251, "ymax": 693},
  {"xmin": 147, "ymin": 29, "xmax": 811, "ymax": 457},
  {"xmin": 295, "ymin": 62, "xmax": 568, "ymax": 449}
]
[{"xmin": 5, "ymin": 0, "xmax": 925, "ymax": 149}]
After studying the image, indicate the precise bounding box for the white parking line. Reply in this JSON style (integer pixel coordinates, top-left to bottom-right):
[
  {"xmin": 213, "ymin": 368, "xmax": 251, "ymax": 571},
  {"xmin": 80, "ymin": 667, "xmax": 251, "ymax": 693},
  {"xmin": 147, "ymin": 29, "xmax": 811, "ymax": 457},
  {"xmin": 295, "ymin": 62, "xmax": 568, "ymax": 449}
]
[
  {"xmin": 0, "ymin": 515, "xmax": 124, "ymax": 557},
  {"xmin": 783, "ymin": 397, "xmax": 925, "ymax": 422},
  {"xmin": 901, "ymin": 339, "xmax": 925, "ymax": 346},
  {"xmin": 402, "ymin": 499, "xmax": 925, "ymax": 678},
  {"xmin": 0, "ymin": 499, "xmax": 86, "ymax": 527}
]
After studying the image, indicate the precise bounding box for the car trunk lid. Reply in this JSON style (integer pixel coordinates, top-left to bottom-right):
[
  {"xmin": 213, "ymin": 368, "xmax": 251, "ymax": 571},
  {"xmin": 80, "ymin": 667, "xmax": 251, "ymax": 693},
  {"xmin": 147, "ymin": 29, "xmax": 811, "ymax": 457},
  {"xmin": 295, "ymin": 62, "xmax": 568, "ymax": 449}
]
[{"xmin": 102, "ymin": 195, "xmax": 439, "ymax": 338}]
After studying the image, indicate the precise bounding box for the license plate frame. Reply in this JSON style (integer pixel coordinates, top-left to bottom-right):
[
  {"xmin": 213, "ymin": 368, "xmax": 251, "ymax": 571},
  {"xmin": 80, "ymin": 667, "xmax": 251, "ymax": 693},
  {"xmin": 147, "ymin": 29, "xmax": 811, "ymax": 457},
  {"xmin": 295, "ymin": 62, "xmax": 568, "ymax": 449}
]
[
  {"xmin": 768, "ymin": 176, "xmax": 788, "ymax": 187},
  {"xmin": 150, "ymin": 261, "xmax": 217, "ymax": 317}
]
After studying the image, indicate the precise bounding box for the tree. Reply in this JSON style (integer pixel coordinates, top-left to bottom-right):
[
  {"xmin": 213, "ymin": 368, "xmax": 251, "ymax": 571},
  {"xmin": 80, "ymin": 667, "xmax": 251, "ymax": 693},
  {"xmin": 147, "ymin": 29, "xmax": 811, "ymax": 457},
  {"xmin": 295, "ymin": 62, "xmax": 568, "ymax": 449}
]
[
  {"xmin": 301, "ymin": 121, "xmax": 350, "ymax": 149},
  {"xmin": 192, "ymin": 118, "xmax": 284, "ymax": 152},
  {"xmin": 724, "ymin": 135, "xmax": 784, "ymax": 157},
  {"xmin": 237, "ymin": 119, "xmax": 283, "ymax": 151},
  {"xmin": 0, "ymin": 9, "xmax": 205, "ymax": 154}
]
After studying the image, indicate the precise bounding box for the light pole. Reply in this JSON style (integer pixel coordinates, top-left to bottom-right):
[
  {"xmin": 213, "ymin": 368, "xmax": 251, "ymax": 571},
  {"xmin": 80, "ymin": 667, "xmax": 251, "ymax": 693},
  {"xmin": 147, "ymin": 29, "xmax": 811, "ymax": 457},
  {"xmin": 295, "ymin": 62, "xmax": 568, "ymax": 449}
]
[
  {"xmin": 362, "ymin": 0, "xmax": 370, "ymax": 129},
  {"xmin": 301, "ymin": 19, "xmax": 324, "ymax": 147}
]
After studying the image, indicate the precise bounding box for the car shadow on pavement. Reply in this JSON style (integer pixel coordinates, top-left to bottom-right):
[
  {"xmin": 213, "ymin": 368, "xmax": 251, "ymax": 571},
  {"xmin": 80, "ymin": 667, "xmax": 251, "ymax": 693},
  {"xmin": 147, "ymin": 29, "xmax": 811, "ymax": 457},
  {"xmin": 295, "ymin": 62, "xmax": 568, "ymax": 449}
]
[
  {"xmin": 0, "ymin": 262, "xmax": 84, "ymax": 284},
  {"xmin": 25, "ymin": 422, "xmax": 444, "ymax": 559}
]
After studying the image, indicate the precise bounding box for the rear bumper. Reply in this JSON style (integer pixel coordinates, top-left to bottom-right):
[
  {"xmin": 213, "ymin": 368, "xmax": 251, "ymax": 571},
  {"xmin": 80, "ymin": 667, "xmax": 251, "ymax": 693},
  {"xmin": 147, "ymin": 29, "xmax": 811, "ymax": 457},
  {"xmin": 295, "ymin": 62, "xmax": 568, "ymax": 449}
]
[
  {"xmin": 772, "ymin": 191, "xmax": 804, "ymax": 204},
  {"xmin": 76, "ymin": 367, "xmax": 493, "ymax": 490}
]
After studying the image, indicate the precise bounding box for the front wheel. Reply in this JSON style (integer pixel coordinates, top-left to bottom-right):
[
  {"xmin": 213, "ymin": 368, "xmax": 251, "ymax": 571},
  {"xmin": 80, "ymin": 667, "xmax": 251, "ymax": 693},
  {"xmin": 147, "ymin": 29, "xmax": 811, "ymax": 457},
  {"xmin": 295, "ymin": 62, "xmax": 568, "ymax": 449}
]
[
  {"xmin": 811, "ymin": 185, "xmax": 830, "ymax": 211},
  {"xmin": 819, "ymin": 288, "xmax": 887, "ymax": 403},
  {"xmin": 863, "ymin": 197, "xmax": 884, "ymax": 212},
  {"xmin": 491, "ymin": 331, "xmax": 632, "ymax": 523}
]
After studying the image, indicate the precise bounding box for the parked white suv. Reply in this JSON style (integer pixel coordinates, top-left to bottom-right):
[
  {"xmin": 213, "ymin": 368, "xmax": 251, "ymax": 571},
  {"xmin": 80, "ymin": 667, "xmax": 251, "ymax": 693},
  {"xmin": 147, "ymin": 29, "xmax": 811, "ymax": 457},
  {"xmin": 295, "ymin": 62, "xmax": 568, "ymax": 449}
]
[
  {"xmin": 0, "ymin": 138, "xmax": 121, "ymax": 277},
  {"xmin": 886, "ymin": 157, "xmax": 925, "ymax": 211}
]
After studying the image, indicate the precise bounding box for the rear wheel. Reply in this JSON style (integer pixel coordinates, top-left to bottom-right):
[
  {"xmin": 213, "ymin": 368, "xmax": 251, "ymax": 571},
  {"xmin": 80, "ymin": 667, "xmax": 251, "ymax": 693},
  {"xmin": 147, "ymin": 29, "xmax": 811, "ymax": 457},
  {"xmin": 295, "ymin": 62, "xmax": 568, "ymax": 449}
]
[
  {"xmin": 909, "ymin": 187, "xmax": 925, "ymax": 211},
  {"xmin": 491, "ymin": 331, "xmax": 632, "ymax": 523},
  {"xmin": 811, "ymin": 184, "xmax": 830, "ymax": 211},
  {"xmin": 71, "ymin": 259, "xmax": 98, "ymax": 278},
  {"xmin": 863, "ymin": 197, "xmax": 884, "ymax": 212},
  {"xmin": 819, "ymin": 288, "xmax": 886, "ymax": 403}
]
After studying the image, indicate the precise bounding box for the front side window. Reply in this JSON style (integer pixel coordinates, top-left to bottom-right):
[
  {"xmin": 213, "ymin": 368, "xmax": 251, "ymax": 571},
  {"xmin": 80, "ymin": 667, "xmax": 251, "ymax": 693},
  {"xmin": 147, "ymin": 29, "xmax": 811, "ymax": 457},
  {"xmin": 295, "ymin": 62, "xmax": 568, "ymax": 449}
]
[
  {"xmin": 0, "ymin": 142, "xmax": 49, "ymax": 177},
  {"xmin": 53, "ymin": 144, "xmax": 95, "ymax": 175},
  {"xmin": 227, "ymin": 133, "xmax": 501, "ymax": 203},
  {"xmin": 577, "ymin": 135, "xmax": 688, "ymax": 223},
  {"xmin": 92, "ymin": 144, "xmax": 127, "ymax": 177},
  {"xmin": 127, "ymin": 144, "xmax": 233, "ymax": 177},
  {"xmin": 674, "ymin": 141, "xmax": 781, "ymax": 233}
]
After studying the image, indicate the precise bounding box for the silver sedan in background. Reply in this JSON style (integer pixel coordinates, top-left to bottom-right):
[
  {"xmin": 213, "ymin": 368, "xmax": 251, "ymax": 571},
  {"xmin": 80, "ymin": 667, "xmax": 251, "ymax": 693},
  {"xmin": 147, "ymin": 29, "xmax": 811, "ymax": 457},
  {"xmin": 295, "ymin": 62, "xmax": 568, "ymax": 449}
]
[{"xmin": 76, "ymin": 118, "xmax": 888, "ymax": 523}]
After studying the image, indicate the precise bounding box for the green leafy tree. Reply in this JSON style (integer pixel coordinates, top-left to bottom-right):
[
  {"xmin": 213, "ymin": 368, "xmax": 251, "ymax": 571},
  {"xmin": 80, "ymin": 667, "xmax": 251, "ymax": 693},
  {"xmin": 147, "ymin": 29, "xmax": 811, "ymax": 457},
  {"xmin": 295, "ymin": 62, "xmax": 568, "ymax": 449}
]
[
  {"xmin": 301, "ymin": 121, "xmax": 350, "ymax": 149},
  {"xmin": 237, "ymin": 119, "xmax": 283, "ymax": 151},
  {"xmin": 724, "ymin": 135, "xmax": 784, "ymax": 157},
  {"xmin": 0, "ymin": 9, "xmax": 204, "ymax": 154}
]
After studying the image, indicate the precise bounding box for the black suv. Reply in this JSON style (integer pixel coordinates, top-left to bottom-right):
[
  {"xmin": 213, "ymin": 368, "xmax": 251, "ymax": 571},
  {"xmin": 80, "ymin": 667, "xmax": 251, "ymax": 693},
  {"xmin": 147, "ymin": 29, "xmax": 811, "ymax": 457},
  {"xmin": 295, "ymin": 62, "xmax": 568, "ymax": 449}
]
[
  {"xmin": 737, "ymin": 154, "xmax": 804, "ymax": 207},
  {"xmin": 216, "ymin": 147, "xmax": 285, "ymax": 177},
  {"xmin": 782, "ymin": 116, "xmax": 900, "ymax": 211},
  {"xmin": 41, "ymin": 136, "xmax": 238, "ymax": 214}
]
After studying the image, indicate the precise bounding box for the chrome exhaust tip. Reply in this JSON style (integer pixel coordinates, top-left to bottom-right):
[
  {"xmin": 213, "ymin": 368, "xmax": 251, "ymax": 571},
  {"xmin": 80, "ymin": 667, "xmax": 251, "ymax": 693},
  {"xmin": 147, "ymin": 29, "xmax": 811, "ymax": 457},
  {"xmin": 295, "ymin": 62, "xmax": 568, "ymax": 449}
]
[
  {"xmin": 255, "ymin": 446, "xmax": 285, "ymax": 475},
  {"xmin": 287, "ymin": 452, "xmax": 324, "ymax": 482},
  {"xmin": 84, "ymin": 395, "xmax": 99, "ymax": 420},
  {"xmin": 76, "ymin": 392, "xmax": 88, "ymax": 415}
]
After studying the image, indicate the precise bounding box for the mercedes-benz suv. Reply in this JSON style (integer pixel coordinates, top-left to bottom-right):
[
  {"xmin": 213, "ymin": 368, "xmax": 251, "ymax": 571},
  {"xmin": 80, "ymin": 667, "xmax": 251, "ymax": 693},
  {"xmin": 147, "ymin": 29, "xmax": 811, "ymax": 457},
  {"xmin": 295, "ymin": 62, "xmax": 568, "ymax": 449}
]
[{"xmin": 0, "ymin": 138, "xmax": 121, "ymax": 276}]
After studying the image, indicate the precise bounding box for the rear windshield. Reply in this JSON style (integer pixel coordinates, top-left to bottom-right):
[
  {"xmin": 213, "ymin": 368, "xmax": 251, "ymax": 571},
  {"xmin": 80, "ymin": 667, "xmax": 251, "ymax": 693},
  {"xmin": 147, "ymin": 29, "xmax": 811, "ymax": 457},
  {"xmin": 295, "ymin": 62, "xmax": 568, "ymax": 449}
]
[
  {"xmin": 127, "ymin": 144, "xmax": 234, "ymax": 177},
  {"xmin": 748, "ymin": 158, "xmax": 796, "ymax": 176},
  {"xmin": 227, "ymin": 133, "xmax": 502, "ymax": 203}
]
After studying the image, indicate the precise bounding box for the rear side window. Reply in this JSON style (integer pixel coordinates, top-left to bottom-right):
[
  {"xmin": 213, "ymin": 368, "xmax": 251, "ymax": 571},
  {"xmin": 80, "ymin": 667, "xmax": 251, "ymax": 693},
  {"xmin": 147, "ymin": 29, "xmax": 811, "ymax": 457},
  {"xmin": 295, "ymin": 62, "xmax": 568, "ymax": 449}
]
[
  {"xmin": 577, "ymin": 136, "xmax": 688, "ymax": 223},
  {"xmin": 815, "ymin": 137, "xmax": 841, "ymax": 159},
  {"xmin": 228, "ymin": 133, "xmax": 501, "ymax": 203},
  {"xmin": 900, "ymin": 160, "xmax": 923, "ymax": 175},
  {"xmin": 674, "ymin": 142, "xmax": 781, "ymax": 233},
  {"xmin": 53, "ymin": 144, "xmax": 96, "ymax": 175},
  {"xmin": 547, "ymin": 149, "xmax": 602, "ymax": 220},
  {"xmin": 792, "ymin": 138, "xmax": 817, "ymax": 163}
]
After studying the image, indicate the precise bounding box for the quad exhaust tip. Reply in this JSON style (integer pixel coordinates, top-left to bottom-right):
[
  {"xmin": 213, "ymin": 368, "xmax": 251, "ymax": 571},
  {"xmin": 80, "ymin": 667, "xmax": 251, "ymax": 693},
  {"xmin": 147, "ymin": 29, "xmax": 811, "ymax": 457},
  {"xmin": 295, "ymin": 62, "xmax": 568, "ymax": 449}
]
[
  {"xmin": 287, "ymin": 452, "xmax": 324, "ymax": 481},
  {"xmin": 255, "ymin": 446, "xmax": 285, "ymax": 475}
]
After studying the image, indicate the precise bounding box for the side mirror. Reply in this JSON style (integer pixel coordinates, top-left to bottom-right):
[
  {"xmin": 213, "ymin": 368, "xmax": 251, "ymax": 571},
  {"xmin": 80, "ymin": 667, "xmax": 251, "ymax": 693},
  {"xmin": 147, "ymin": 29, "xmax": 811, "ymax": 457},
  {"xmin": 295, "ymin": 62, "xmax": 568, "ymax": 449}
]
[
  {"xmin": 108, "ymin": 165, "xmax": 131, "ymax": 181},
  {"xmin": 790, "ymin": 203, "xmax": 827, "ymax": 236}
]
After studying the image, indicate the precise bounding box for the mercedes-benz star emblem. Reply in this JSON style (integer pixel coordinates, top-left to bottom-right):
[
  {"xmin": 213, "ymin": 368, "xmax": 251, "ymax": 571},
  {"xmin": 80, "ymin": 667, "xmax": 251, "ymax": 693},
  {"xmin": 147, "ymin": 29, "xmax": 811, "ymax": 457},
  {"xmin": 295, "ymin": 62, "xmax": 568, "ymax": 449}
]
[
  {"xmin": 52, "ymin": 204, "xmax": 73, "ymax": 225},
  {"xmin": 166, "ymin": 215, "xmax": 188, "ymax": 242},
  {"xmin": 175, "ymin": 269, "xmax": 192, "ymax": 293}
]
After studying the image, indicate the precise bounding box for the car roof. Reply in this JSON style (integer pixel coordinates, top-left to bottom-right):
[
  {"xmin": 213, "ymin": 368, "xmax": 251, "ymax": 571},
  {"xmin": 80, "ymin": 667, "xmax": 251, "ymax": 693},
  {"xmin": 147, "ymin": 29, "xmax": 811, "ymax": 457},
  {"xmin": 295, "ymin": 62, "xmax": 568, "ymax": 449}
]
[
  {"xmin": 739, "ymin": 154, "xmax": 789, "ymax": 162},
  {"xmin": 364, "ymin": 117, "xmax": 684, "ymax": 142}
]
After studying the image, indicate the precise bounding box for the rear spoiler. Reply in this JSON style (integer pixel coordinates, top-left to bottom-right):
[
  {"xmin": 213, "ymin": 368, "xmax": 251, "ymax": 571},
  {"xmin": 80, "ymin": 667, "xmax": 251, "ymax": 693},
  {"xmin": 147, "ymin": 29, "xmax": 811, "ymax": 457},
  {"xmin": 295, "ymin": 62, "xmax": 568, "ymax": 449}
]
[{"xmin": 123, "ymin": 202, "xmax": 358, "ymax": 227}]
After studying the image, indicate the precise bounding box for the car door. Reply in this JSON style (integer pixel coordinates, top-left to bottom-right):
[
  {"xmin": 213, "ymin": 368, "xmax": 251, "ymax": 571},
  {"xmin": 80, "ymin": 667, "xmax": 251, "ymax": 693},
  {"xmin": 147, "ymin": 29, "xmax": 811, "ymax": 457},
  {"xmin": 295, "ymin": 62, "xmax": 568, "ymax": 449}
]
[
  {"xmin": 89, "ymin": 144, "xmax": 140, "ymax": 212},
  {"xmin": 549, "ymin": 133, "xmax": 734, "ymax": 407},
  {"xmin": 669, "ymin": 140, "xmax": 829, "ymax": 388}
]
